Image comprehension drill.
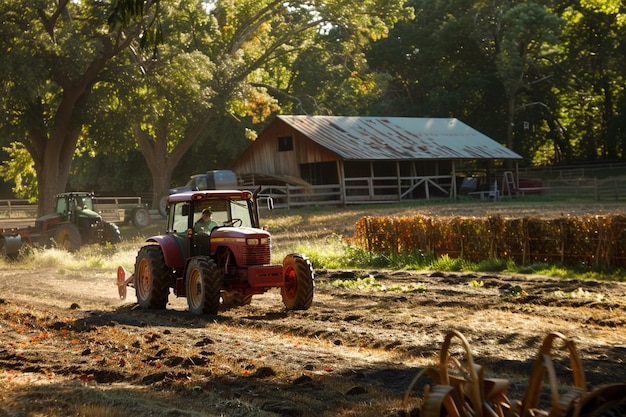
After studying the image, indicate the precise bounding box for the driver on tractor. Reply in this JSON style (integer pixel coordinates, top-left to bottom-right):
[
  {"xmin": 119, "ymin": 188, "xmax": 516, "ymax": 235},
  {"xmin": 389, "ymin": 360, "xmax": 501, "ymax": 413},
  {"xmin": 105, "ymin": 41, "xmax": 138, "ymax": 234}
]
[{"xmin": 194, "ymin": 208, "xmax": 217, "ymax": 233}]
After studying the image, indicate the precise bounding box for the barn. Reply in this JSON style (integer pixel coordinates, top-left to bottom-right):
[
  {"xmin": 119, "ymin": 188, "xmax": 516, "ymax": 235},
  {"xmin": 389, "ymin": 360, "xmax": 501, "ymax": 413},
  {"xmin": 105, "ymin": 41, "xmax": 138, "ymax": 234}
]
[{"xmin": 229, "ymin": 116, "xmax": 523, "ymax": 205}]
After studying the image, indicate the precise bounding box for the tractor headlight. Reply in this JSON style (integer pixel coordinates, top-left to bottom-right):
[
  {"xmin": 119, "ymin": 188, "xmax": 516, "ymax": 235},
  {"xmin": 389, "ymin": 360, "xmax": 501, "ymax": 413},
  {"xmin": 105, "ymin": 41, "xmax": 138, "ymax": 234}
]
[{"xmin": 246, "ymin": 237, "xmax": 269, "ymax": 245}]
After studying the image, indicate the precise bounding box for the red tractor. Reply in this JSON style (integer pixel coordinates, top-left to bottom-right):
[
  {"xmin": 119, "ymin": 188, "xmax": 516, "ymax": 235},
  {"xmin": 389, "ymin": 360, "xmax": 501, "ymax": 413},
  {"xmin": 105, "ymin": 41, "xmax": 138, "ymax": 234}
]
[{"xmin": 117, "ymin": 188, "xmax": 314, "ymax": 314}]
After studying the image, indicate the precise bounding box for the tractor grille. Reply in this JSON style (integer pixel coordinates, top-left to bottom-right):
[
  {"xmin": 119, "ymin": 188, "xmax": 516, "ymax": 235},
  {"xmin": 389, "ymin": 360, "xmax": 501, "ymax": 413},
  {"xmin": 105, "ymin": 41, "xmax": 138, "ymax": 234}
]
[{"xmin": 241, "ymin": 241, "xmax": 271, "ymax": 266}]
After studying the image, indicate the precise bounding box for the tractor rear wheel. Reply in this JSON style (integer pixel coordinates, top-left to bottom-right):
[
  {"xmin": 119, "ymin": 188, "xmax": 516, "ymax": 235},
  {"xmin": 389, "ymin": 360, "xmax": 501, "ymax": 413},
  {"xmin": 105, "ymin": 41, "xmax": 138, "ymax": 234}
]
[
  {"xmin": 281, "ymin": 253, "xmax": 314, "ymax": 310},
  {"xmin": 186, "ymin": 257, "xmax": 221, "ymax": 315},
  {"xmin": 131, "ymin": 207, "xmax": 151, "ymax": 228},
  {"xmin": 159, "ymin": 196, "xmax": 168, "ymax": 217},
  {"xmin": 54, "ymin": 224, "xmax": 82, "ymax": 252},
  {"xmin": 103, "ymin": 221, "xmax": 122, "ymax": 244},
  {"xmin": 135, "ymin": 245, "xmax": 170, "ymax": 309}
]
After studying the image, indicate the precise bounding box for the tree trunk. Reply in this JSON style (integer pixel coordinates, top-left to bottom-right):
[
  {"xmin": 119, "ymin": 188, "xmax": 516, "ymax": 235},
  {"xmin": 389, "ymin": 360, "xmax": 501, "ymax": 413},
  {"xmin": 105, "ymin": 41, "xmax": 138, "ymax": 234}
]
[
  {"xmin": 505, "ymin": 97, "xmax": 515, "ymax": 169},
  {"xmin": 26, "ymin": 103, "xmax": 83, "ymax": 217},
  {"xmin": 133, "ymin": 112, "xmax": 214, "ymax": 211}
]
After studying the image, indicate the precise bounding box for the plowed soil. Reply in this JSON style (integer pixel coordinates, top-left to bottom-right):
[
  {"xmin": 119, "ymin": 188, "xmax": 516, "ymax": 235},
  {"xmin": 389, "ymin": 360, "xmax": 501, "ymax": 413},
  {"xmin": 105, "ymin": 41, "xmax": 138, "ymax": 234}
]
[{"xmin": 0, "ymin": 200, "xmax": 625, "ymax": 417}]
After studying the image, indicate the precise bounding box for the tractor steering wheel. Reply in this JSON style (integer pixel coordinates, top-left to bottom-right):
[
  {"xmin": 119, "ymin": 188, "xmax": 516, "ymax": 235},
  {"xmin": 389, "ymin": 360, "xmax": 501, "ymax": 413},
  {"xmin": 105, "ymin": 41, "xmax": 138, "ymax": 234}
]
[{"xmin": 224, "ymin": 218, "xmax": 242, "ymax": 227}]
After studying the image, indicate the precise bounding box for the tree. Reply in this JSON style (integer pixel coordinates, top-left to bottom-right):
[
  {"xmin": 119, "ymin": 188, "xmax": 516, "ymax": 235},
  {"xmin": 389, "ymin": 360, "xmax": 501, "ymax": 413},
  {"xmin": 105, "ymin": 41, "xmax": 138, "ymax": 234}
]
[
  {"xmin": 366, "ymin": 0, "xmax": 510, "ymax": 141},
  {"xmin": 0, "ymin": 0, "xmax": 159, "ymax": 216},
  {"xmin": 365, "ymin": 0, "xmax": 569, "ymax": 165},
  {"xmin": 116, "ymin": 0, "xmax": 414, "ymax": 208},
  {"xmin": 489, "ymin": 2, "xmax": 563, "ymax": 155},
  {"xmin": 554, "ymin": 0, "xmax": 626, "ymax": 160}
]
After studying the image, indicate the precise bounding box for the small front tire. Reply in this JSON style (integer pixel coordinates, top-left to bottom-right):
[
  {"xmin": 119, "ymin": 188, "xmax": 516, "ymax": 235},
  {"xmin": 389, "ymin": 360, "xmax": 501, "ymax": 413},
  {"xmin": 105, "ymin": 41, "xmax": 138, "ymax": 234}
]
[
  {"xmin": 103, "ymin": 221, "xmax": 122, "ymax": 244},
  {"xmin": 281, "ymin": 253, "xmax": 314, "ymax": 310}
]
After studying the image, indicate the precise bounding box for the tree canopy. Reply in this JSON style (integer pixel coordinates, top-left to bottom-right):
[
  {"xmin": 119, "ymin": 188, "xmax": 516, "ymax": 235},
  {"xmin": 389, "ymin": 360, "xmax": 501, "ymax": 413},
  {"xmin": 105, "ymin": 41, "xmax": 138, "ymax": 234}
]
[{"xmin": 1, "ymin": 0, "xmax": 625, "ymax": 207}]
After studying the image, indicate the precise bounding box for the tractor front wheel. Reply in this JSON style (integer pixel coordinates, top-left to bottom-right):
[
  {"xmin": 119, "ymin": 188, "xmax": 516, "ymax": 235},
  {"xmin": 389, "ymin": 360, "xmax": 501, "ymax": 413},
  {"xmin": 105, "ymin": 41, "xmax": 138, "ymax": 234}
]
[
  {"xmin": 103, "ymin": 221, "xmax": 122, "ymax": 244},
  {"xmin": 135, "ymin": 245, "xmax": 170, "ymax": 309},
  {"xmin": 54, "ymin": 224, "xmax": 82, "ymax": 252},
  {"xmin": 281, "ymin": 253, "xmax": 314, "ymax": 310},
  {"xmin": 186, "ymin": 257, "xmax": 221, "ymax": 315}
]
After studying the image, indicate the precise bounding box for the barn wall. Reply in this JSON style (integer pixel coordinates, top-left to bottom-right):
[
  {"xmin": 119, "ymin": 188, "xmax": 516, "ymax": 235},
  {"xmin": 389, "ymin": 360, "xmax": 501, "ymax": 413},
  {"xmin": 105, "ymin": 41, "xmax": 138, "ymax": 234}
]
[{"xmin": 230, "ymin": 119, "xmax": 340, "ymax": 177}]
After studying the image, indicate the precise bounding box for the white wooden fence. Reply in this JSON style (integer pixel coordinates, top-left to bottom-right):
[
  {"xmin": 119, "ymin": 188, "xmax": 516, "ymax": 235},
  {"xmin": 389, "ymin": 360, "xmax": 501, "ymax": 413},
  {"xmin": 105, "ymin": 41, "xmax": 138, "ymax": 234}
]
[{"xmin": 256, "ymin": 175, "xmax": 454, "ymax": 208}]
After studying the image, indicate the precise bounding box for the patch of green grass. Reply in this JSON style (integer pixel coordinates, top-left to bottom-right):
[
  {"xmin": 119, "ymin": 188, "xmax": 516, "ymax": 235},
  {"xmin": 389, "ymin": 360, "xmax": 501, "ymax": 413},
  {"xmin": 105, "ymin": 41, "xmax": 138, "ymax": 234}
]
[
  {"xmin": 476, "ymin": 257, "xmax": 509, "ymax": 272},
  {"xmin": 286, "ymin": 236, "xmax": 626, "ymax": 282},
  {"xmin": 551, "ymin": 287, "xmax": 605, "ymax": 301},
  {"xmin": 263, "ymin": 215, "xmax": 304, "ymax": 232},
  {"xmin": 430, "ymin": 254, "xmax": 468, "ymax": 272},
  {"xmin": 500, "ymin": 285, "xmax": 528, "ymax": 298},
  {"xmin": 329, "ymin": 275, "xmax": 427, "ymax": 293},
  {"xmin": 468, "ymin": 279, "xmax": 484, "ymax": 288}
]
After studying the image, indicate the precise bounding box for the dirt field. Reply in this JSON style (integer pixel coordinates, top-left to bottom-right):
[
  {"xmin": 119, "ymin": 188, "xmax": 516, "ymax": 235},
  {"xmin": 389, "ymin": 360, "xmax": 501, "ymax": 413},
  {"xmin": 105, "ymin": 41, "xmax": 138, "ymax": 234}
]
[{"xmin": 0, "ymin": 200, "xmax": 625, "ymax": 416}]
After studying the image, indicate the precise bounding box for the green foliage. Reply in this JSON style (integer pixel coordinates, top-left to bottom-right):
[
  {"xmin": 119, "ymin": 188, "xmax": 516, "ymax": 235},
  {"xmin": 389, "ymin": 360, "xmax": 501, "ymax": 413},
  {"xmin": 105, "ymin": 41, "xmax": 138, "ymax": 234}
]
[
  {"xmin": 500, "ymin": 285, "xmax": 528, "ymax": 298},
  {"xmin": 476, "ymin": 258, "xmax": 509, "ymax": 273},
  {"xmin": 430, "ymin": 254, "xmax": 467, "ymax": 272},
  {"xmin": 3, "ymin": 0, "xmax": 626, "ymax": 203},
  {"xmin": 0, "ymin": 143, "xmax": 37, "ymax": 201},
  {"xmin": 330, "ymin": 275, "xmax": 426, "ymax": 293}
]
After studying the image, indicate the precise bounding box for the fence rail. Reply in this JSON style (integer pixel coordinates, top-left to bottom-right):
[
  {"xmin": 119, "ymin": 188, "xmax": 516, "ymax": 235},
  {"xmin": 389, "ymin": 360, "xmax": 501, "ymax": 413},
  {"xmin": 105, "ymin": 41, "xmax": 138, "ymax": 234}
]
[
  {"xmin": 0, "ymin": 199, "xmax": 37, "ymax": 218},
  {"xmin": 514, "ymin": 177, "xmax": 626, "ymax": 201},
  {"xmin": 2, "ymin": 174, "xmax": 626, "ymax": 218},
  {"xmin": 254, "ymin": 175, "xmax": 454, "ymax": 208},
  {"xmin": 259, "ymin": 184, "xmax": 343, "ymax": 208},
  {"xmin": 0, "ymin": 196, "xmax": 144, "ymax": 222},
  {"xmin": 260, "ymin": 175, "xmax": 626, "ymax": 207}
]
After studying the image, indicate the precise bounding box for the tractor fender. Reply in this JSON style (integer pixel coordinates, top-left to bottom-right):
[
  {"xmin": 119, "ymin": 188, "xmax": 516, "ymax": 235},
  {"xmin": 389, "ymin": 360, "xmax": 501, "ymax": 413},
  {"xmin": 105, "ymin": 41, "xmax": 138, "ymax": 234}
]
[
  {"xmin": 1, "ymin": 234, "xmax": 22, "ymax": 258},
  {"xmin": 145, "ymin": 235, "xmax": 185, "ymax": 269}
]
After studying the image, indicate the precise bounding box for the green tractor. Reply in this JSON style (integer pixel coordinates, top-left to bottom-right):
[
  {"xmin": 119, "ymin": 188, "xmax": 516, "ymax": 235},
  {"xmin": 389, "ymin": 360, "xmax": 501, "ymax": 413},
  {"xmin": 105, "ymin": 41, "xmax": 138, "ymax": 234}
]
[{"xmin": 1, "ymin": 192, "xmax": 122, "ymax": 257}]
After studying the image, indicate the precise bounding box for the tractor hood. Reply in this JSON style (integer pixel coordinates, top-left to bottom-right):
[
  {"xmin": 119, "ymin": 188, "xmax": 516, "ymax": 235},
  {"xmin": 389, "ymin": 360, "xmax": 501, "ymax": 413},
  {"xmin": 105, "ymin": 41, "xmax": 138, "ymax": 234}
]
[
  {"xmin": 210, "ymin": 226, "xmax": 270, "ymax": 241},
  {"xmin": 37, "ymin": 212, "xmax": 62, "ymax": 223},
  {"xmin": 78, "ymin": 208, "xmax": 102, "ymax": 220}
]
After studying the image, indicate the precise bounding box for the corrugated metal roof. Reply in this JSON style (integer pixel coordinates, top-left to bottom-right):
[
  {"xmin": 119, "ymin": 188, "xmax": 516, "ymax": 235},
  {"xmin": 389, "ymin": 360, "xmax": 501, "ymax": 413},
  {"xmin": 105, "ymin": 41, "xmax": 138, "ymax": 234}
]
[{"xmin": 277, "ymin": 116, "xmax": 522, "ymax": 160}]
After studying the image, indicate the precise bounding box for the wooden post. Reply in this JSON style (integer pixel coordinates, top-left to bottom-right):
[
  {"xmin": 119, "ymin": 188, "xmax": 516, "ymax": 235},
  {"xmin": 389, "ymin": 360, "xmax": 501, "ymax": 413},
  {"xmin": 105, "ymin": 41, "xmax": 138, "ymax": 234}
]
[
  {"xmin": 396, "ymin": 161, "xmax": 402, "ymax": 202},
  {"xmin": 450, "ymin": 161, "xmax": 457, "ymax": 200},
  {"xmin": 338, "ymin": 161, "xmax": 346, "ymax": 205}
]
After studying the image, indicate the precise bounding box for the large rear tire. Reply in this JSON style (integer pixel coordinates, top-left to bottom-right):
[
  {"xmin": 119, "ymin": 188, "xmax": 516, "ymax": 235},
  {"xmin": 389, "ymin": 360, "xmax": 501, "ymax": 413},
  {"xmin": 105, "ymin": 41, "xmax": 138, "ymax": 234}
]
[
  {"xmin": 54, "ymin": 224, "xmax": 82, "ymax": 252},
  {"xmin": 135, "ymin": 245, "xmax": 170, "ymax": 309},
  {"xmin": 281, "ymin": 253, "xmax": 314, "ymax": 310},
  {"xmin": 159, "ymin": 196, "xmax": 168, "ymax": 217},
  {"xmin": 0, "ymin": 236, "xmax": 22, "ymax": 260},
  {"xmin": 103, "ymin": 221, "xmax": 122, "ymax": 244},
  {"xmin": 186, "ymin": 257, "xmax": 221, "ymax": 315}
]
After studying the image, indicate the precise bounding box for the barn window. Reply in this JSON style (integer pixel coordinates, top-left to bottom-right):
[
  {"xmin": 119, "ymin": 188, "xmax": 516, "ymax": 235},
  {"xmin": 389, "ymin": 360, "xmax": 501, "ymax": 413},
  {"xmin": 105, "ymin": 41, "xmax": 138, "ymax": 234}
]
[{"xmin": 278, "ymin": 136, "xmax": 293, "ymax": 152}]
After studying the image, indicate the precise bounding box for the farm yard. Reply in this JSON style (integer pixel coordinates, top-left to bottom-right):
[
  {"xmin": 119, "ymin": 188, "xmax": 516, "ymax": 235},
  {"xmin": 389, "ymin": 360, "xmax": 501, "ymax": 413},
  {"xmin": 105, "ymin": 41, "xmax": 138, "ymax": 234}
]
[{"xmin": 0, "ymin": 199, "xmax": 625, "ymax": 416}]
